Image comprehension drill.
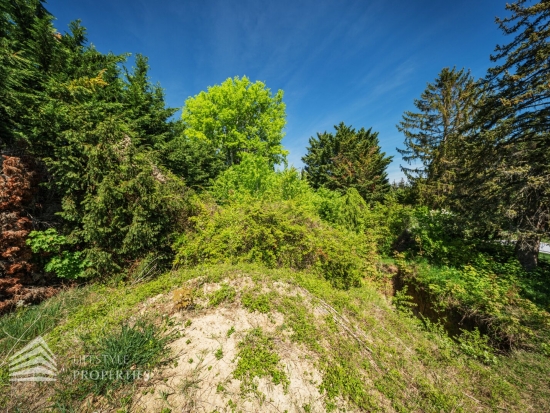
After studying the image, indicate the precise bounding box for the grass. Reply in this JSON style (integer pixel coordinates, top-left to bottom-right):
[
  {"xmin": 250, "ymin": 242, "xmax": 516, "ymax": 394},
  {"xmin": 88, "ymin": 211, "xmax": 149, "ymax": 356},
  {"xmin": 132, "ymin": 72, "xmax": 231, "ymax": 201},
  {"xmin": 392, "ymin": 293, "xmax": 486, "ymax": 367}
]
[
  {"xmin": 241, "ymin": 290, "xmax": 273, "ymax": 313},
  {"xmin": 233, "ymin": 327, "xmax": 290, "ymax": 393},
  {"xmin": 208, "ymin": 283, "xmax": 236, "ymax": 307},
  {"xmin": 0, "ymin": 286, "xmax": 90, "ymax": 356},
  {"xmin": 58, "ymin": 316, "xmax": 177, "ymax": 410},
  {"xmin": 1, "ymin": 262, "xmax": 549, "ymax": 411}
]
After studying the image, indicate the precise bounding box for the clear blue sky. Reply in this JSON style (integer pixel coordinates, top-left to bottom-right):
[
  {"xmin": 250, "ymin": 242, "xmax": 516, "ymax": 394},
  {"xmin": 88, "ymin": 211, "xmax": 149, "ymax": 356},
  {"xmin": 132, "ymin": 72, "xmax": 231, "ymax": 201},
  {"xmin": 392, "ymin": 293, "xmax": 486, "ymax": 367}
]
[{"xmin": 47, "ymin": 0, "xmax": 510, "ymax": 182}]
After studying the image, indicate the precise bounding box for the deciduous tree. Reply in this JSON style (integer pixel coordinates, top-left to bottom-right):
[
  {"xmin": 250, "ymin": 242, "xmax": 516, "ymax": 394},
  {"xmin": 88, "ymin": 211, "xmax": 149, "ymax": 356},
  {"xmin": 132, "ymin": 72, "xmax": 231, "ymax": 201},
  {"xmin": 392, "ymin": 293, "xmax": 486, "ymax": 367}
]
[{"xmin": 181, "ymin": 76, "xmax": 287, "ymax": 167}]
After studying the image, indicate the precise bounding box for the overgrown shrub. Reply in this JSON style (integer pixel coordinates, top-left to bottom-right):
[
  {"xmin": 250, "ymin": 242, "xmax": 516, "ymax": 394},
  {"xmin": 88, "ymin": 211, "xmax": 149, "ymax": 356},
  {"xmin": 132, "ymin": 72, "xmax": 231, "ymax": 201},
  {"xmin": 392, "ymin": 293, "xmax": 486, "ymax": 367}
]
[
  {"xmin": 405, "ymin": 259, "xmax": 550, "ymax": 350},
  {"xmin": 400, "ymin": 206, "xmax": 476, "ymax": 265},
  {"xmin": 174, "ymin": 200, "xmax": 377, "ymax": 289},
  {"xmin": 211, "ymin": 154, "xmax": 311, "ymax": 204}
]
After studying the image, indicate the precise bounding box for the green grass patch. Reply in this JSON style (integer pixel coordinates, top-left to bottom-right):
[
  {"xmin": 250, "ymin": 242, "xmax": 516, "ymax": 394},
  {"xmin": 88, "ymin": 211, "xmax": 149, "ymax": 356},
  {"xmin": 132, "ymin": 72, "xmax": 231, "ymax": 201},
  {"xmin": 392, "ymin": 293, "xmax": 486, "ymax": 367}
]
[
  {"xmin": 241, "ymin": 291, "xmax": 273, "ymax": 313},
  {"xmin": 208, "ymin": 283, "xmax": 236, "ymax": 307},
  {"xmin": 51, "ymin": 318, "xmax": 176, "ymax": 410},
  {"xmin": 233, "ymin": 327, "xmax": 289, "ymax": 392}
]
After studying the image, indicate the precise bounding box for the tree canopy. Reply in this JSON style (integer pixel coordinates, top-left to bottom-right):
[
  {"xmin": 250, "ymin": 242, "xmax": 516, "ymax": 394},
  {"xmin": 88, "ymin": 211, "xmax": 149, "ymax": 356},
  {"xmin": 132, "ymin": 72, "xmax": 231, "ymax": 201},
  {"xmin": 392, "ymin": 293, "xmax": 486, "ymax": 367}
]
[
  {"xmin": 302, "ymin": 123, "xmax": 392, "ymax": 203},
  {"xmin": 181, "ymin": 76, "xmax": 288, "ymax": 167},
  {"xmin": 455, "ymin": 0, "xmax": 550, "ymax": 270},
  {"xmin": 397, "ymin": 67, "xmax": 479, "ymax": 208}
]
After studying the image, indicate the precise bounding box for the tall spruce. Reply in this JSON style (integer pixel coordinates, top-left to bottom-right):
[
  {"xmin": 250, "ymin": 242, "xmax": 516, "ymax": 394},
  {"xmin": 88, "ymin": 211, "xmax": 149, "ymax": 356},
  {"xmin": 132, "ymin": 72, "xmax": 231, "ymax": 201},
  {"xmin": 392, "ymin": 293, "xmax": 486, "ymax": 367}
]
[
  {"xmin": 457, "ymin": 0, "xmax": 550, "ymax": 270},
  {"xmin": 397, "ymin": 67, "xmax": 479, "ymax": 208},
  {"xmin": 302, "ymin": 123, "xmax": 392, "ymax": 203}
]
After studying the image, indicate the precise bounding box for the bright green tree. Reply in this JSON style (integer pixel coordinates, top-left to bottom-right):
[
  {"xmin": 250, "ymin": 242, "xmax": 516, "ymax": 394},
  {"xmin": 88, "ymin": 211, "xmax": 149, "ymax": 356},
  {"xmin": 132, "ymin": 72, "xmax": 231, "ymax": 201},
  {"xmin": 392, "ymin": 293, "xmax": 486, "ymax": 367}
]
[
  {"xmin": 181, "ymin": 76, "xmax": 288, "ymax": 167},
  {"xmin": 302, "ymin": 123, "xmax": 392, "ymax": 203}
]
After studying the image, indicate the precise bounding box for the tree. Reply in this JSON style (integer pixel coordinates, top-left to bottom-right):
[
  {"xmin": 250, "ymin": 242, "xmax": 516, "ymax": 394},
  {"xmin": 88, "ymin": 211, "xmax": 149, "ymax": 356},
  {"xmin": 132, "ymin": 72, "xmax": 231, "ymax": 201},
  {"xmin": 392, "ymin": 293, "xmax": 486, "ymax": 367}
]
[
  {"xmin": 302, "ymin": 123, "xmax": 392, "ymax": 203},
  {"xmin": 181, "ymin": 76, "xmax": 287, "ymax": 167},
  {"xmin": 0, "ymin": 0, "xmax": 54, "ymax": 151},
  {"xmin": 397, "ymin": 67, "xmax": 479, "ymax": 208},
  {"xmin": 0, "ymin": 3, "xmax": 188, "ymax": 278},
  {"xmin": 163, "ymin": 122, "xmax": 227, "ymax": 190},
  {"xmin": 457, "ymin": 0, "xmax": 550, "ymax": 270}
]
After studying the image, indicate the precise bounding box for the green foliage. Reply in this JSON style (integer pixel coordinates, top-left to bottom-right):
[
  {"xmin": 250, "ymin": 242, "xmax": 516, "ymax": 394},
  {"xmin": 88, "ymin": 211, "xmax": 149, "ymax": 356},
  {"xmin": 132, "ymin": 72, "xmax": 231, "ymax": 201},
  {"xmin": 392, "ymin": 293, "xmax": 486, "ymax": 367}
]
[
  {"xmin": 27, "ymin": 228, "xmax": 88, "ymax": 278},
  {"xmin": 458, "ymin": 328, "xmax": 498, "ymax": 365},
  {"xmin": 233, "ymin": 327, "xmax": 289, "ymax": 391},
  {"xmin": 303, "ymin": 122, "xmax": 392, "ymax": 203},
  {"xmin": 320, "ymin": 356, "xmax": 374, "ymax": 411},
  {"xmin": 208, "ymin": 283, "xmax": 236, "ymax": 306},
  {"xmin": 71, "ymin": 319, "xmax": 175, "ymax": 397},
  {"xmin": 181, "ymin": 76, "xmax": 287, "ymax": 167},
  {"xmin": 211, "ymin": 153, "xmax": 311, "ymax": 204},
  {"xmin": 76, "ymin": 147, "xmax": 188, "ymax": 278},
  {"xmin": 392, "ymin": 285, "xmax": 417, "ymax": 315},
  {"xmin": 1, "ymin": 4, "xmax": 187, "ymax": 280},
  {"xmin": 0, "ymin": 286, "xmax": 90, "ymax": 357},
  {"xmin": 405, "ymin": 207, "xmax": 475, "ymax": 265},
  {"xmin": 174, "ymin": 199, "xmax": 377, "ymax": 289},
  {"xmin": 466, "ymin": 3, "xmax": 550, "ymax": 266},
  {"xmin": 410, "ymin": 260, "xmax": 550, "ymax": 349},
  {"xmin": 397, "ymin": 67, "xmax": 478, "ymax": 209},
  {"xmin": 163, "ymin": 127, "xmax": 227, "ymax": 189},
  {"xmin": 241, "ymin": 291, "xmax": 272, "ymax": 314}
]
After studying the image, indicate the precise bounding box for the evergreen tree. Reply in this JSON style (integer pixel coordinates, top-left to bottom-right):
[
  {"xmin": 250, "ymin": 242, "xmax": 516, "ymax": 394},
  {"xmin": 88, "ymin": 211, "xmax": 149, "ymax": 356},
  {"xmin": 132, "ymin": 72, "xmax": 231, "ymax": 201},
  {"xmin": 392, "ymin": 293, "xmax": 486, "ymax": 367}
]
[
  {"xmin": 0, "ymin": 0, "xmax": 54, "ymax": 150},
  {"xmin": 397, "ymin": 67, "xmax": 479, "ymax": 208},
  {"xmin": 1, "ymin": 1, "xmax": 187, "ymax": 277},
  {"xmin": 302, "ymin": 123, "xmax": 392, "ymax": 203},
  {"xmin": 457, "ymin": 0, "xmax": 550, "ymax": 270},
  {"xmin": 163, "ymin": 125, "xmax": 227, "ymax": 190}
]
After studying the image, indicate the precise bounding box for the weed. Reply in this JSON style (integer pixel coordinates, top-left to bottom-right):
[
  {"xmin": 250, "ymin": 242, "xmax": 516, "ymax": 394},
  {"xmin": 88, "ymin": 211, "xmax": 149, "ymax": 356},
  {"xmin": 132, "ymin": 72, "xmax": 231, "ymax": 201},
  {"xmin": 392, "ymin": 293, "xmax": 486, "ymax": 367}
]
[
  {"xmin": 242, "ymin": 291, "xmax": 272, "ymax": 313},
  {"xmin": 84, "ymin": 319, "xmax": 174, "ymax": 395},
  {"xmin": 458, "ymin": 328, "xmax": 498, "ymax": 365},
  {"xmin": 209, "ymin": 283, "xmax": 236, "ymax": 306},
  {"xmin": 233, "ymin": 327, "xmax": 289, "ymax": 392},
  {"xmin": 172, "ymin": 287, "xmax": 194, "ymax": 310}
]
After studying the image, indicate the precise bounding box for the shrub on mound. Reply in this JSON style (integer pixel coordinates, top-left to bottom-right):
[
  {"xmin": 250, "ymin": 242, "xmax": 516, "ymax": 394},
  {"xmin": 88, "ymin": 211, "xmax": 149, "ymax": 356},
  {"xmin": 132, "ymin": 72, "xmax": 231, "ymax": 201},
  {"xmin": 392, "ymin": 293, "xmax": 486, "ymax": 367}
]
[{"xmin": 174, "ymin": 200, "xmax": 377, "ymax": 289}]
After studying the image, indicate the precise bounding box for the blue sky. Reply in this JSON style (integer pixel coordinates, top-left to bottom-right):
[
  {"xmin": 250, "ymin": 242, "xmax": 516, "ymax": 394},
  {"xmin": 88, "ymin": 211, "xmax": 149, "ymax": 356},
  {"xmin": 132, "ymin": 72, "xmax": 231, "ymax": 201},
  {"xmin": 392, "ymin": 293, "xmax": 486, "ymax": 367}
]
[{"xmin": 47, "ymin": 0, "xmax": 510, "ymax": 182}]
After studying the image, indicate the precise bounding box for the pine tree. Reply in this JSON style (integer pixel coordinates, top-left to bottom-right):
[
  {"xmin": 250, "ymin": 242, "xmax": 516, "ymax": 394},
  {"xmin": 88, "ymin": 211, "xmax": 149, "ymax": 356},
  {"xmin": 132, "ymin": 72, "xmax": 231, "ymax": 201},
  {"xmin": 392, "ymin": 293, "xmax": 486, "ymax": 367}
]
[
  {"xmin": 397, "ymin": 67, "xmax": 479, "ymax": 208},
  {"xmin": 0, "ymin": 0, "xmax": 54, "ymax": 150},
  {"xmin": 1, "ymin": 2, "xmax": 187, "ymax": 277},
  {"xmin": 302, "ymin": 123, "xmax": 392, "ymax": 203},
  {"xmin": 458, "ymin": 0, "xmax": 550, "ymax": 270}
]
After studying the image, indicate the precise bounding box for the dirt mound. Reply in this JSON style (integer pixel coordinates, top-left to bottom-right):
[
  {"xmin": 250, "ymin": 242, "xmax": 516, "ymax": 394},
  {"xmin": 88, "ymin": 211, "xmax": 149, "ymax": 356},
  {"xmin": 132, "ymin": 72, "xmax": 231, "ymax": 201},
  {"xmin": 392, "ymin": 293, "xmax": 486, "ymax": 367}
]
[{"xmin": 129, "ymin": 277, "xmax": 355, "ymax": 413}]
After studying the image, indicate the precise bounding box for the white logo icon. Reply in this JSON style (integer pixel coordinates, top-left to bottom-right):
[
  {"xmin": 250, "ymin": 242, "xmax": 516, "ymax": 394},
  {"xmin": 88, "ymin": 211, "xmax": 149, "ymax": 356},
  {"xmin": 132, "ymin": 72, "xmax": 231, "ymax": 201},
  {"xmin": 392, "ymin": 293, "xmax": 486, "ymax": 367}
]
[{"xmin": 9, "ymin": 336, "xmax": 57, "ymax": 382}]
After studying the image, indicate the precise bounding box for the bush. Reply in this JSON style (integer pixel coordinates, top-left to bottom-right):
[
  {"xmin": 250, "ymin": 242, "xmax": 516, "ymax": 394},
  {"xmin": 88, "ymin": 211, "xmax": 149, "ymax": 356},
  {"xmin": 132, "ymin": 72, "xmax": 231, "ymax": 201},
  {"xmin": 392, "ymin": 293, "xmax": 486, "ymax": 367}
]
[
  {"xmin": 211, "ymin": 153, "xmax": 311, "ymax": 204},
  {"xmin": 27, "ymin": 228, "xmax": 88, "ymax": 279},
  {"xmin": 174, "ymin": 200, "xmax": 377, "ymax": 289},
  {"xmin": 401, "ymin": 206, "xmax": 476, "ymax": 265},
  {"xmin": 408, "ymin": 259, "xmax": 550, "ymax": 350}
]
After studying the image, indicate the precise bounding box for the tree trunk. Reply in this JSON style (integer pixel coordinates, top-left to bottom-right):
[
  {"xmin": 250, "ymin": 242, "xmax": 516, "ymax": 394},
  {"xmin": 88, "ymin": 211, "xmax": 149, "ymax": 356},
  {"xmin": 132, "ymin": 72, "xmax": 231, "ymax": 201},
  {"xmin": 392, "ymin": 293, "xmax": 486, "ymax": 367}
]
[{"xmin": 514, "ymin": 236, "xmax": 540, "ymax": 271}]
